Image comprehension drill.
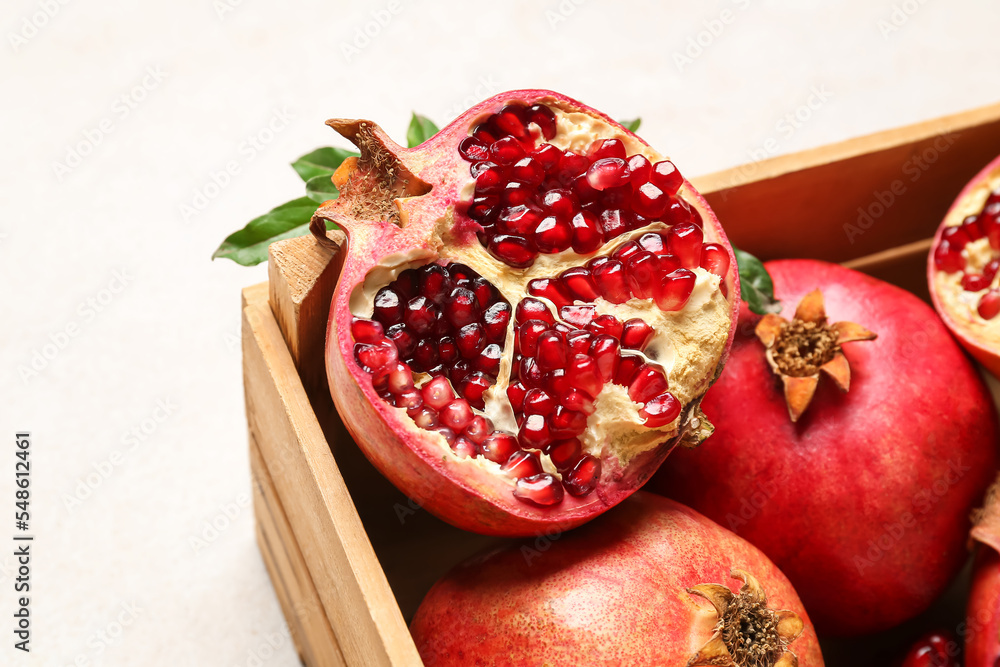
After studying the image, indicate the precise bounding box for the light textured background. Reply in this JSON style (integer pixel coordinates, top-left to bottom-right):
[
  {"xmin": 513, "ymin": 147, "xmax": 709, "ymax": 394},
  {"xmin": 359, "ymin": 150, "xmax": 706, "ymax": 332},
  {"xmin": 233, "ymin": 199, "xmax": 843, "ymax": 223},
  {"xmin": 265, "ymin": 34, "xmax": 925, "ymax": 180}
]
[{"xmin": 2, "ymin": 0, "xmax": 999, "ymax": 664}]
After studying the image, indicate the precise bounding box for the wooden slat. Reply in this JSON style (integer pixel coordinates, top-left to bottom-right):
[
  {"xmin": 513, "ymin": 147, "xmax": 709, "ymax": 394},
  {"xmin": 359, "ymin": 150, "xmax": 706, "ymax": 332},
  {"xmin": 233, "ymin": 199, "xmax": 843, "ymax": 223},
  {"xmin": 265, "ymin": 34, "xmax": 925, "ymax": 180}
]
[
  {"xmin": 251, "ymin": 433, "xmax": 346, "ymax": 667},
  {"xmin": 242, "ymin": 287, "xmax": 422, "ymax": 667},
  {"xmin": 692, "ymin": 100, "xmax": 1000, "ymax": 264}
]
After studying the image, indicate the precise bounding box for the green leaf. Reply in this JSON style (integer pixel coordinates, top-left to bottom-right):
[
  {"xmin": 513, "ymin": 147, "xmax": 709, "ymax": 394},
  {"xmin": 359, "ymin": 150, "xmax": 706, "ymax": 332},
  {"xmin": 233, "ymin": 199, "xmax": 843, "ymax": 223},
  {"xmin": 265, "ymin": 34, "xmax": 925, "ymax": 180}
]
[
  {"xmin": 305, "ymin": 173, "xmax": 340, "ymax": 203},
  {"xmin": 407, "ymin": 113, "xmax": 439, "ymax": 148},
  {"xmin": 733, "ymin": 247, "xmax": 782, "ymax": 315},
  {"xmin": 620, "ymin": 118, "xmax": 642, "ymax": 132},
  {"xmin": 291, "ymin": 146, "xmax": 359, "ymax": 182},
  {"xmin": 212, "ymin": 197, "xmax": 326, "ymax": 266}
]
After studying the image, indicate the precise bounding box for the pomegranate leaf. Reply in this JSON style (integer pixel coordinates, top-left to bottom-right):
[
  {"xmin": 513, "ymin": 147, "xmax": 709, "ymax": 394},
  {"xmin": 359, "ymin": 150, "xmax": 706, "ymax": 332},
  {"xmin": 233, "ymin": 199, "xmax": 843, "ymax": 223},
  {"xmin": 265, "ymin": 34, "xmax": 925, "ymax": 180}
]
[
  {"xmin": 620, "ymin": 118, "xmax": 642, "ymax": 132},
  {"xmin": 212, "ymin": 197, "xmax": 334, "ymax": 266},
  {"xmin": 733, "ymin": 247, "xmax": 781, "ymax": 315},
  {"xmin": 305, "ymin": 173, "xmax": 340, "ymax": 203},
  {"xmin": 407, "ymin": 113, "xmax": 440, "ymax": 147},
  {"xmin": 292, "ymin": 146, "xmax": 359, "ymax": 182}
]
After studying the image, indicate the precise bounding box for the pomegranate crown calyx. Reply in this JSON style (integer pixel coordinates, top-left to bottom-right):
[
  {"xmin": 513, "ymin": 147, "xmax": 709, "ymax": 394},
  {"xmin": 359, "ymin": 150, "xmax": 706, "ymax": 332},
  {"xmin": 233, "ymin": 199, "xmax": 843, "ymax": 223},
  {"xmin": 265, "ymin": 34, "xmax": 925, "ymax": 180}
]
[
  {"xmin": 754, "ymin": 289, "xmax": 877, "ymax": 423},
  {"xmin": 687, "ymin": 569, "xmax": 804, "ymax": 667}
]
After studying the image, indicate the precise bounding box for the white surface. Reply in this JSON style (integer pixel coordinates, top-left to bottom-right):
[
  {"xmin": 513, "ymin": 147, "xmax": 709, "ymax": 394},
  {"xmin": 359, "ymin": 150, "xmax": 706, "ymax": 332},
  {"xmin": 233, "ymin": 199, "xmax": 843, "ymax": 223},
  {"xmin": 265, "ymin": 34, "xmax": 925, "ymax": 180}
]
[{"xmin": 2, "ymin": 0, "xmax": 999, "ymax": 664}]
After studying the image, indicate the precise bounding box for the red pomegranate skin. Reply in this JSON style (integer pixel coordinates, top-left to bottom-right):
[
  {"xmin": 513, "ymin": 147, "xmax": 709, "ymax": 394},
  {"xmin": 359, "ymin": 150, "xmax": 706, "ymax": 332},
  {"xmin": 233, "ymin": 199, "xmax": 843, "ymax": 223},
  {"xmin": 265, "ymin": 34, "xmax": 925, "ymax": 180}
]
[
  {"xmin": 966, "ymin": 547, "xmax": 1000, "ymax": 666},
  {"xmin": 650, "ymin": 259, "xmax": 999, "ymax": 636},
  {"xmin": 410, "ymin": 492, "xmax": 823, "ymax": 667}
]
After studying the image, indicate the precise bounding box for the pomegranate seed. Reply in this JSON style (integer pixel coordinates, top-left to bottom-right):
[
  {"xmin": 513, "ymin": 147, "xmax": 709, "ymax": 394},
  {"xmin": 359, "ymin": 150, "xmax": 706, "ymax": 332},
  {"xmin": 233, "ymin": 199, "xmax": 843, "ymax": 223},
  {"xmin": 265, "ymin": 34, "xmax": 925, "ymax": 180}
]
[
  {"xmin": 517, "ymin": 320, "xmax": 550, "ymax": 356},
  {"xmin": 517, "ymin": 411, "xmax": 551, "ymax": 448},
  {"xmin": 963, "ymin": 215, "xmax": 986, "ymax": 241},
  {"xmin": 488, "ymin": 234, "xmax": 536, "ymax": 268},
  {"xmin": 500, "ymin": 452, "xmax": 542, "ymax": 478},
  {"xmin": 440, "ymin": 399, "xmax": 474, "ymax": 431},
  {"xmin": 448, "ymin": 359, "xmax": 469, "ymax": 385},
  {"xmin": 570, "ymin": 211, "xmax": 604, "ymax": 254},
  {"xmin": 523, "ymin": 388, "xmax": 556, "ymax": 416},
  {"xmin": 564, "ymin": 455, "xmax": 601, "ymax": 497},
  {"xmin": 625, "ymin": 251, "xmax": 659, "ymax": 299},
  {"xmin": 502, "ymin": 182, "xmax": 532, "ymax": 207},
  {"xmin": 550, "ymin": 406, "xmax": 588, "ymax": 439},
  {"xmin": 566, "ymin": 330, "xmax": 593, "ymax": 355},
  {"xmin": 403, "ymin": 296, "xmax": 438, "ymax": 336},
  {"xmin": 421, "ymin": 376, "xmax": 455, "ymax": 410},
  {"xmin": 489, "ymin": 136, "xmax": 527, "ymax": 165},
  {"xmin": 472, "ymin": 123, "xmax": 497, "ymax": 144},
  {"xmin": 410, "ymin": 339, "xmax": 439, "ymax": 372},
  {"xmin": 592, "ymin": 260, "xmax": 631, "ymax": 304},
  {"xmin": 387, "ymin": 363, "xmax": 414, "ymax": 394},
  {"xmin": 587, "ymin": 314, "xmax": 624, "ymax": 340},
  {"xmin": 611, "ymin": 241, "xmax": 641, "ymax": 263},
  {"xmin": 941, "ymin": 225, "xmax": 972, "ymax": 248},
  {"xmin": 372, "ymin": 361, "xmax": 405, "ymax": 394},
  {"xmin": 655, "ymin": 269, "xmax": 696, "ymax": 311},
  {"xmin": 351, "ymin": 318, "xmax": 384, "ymax": 343},
  {"xmin": 527, "ymin": 103, "xmax": 557, "ymax": 140},
  {"xmin": 542, "ymin": 189, "xmax": 578, "ymax": 221},
  {"xmin": 533, "ymin": 217, "xmax": 573, "ymax": 253},
  {"xmin": 962, "ymin": 273, "xmax": 991, "ymax": 292},
  {"xmin": 443, "ymin": 288, "xmax": 481, "ymax": 328},
  {"xmin": 545, "ymin": 368, "xmax": 571, "ymax": 397},
  {"xmin": 535, "ymin": 331, "xmax": 568, "ymax": 372},
  {"xmin": 659, "ymin": 253, "xmax": 681, "ymax": 274},
  {"xmin": 516, "ymin": 298, "xmax": 555, "ymax": 325},
  {"xmin": 519, "ymin": 356, "xmax": 544, "ymax": 387},
  {"xmin": 588, "ymin": 335, "xmax": 620, "ymax": 382},
  {"xmin": 985, "ymin": 259, "xmax": 1000, "ymax": 282},
  {"xmin": 586, "ymin": 158, "xmax": 629, "ymax": 191},
  {"xmin": 629, "ymin": 365, "xmax": 669, "ymax": 403},
  {"xmin": 567, "ymin": 354, "xmax": 603, "ymax": 399},
  {"xmin": 621, "ymin": 319, "xmax": 654, "ymax": 350},
  {"xmin": 373, "ymin": 287, "xmax": 404, "ymax": 325},
  {"xmin": 640, "ymin": 392, "xmax": 681, "ymax": 427},
  {"xmin": 451, "ymin": 436, "xmax": 478, "ymax": 458},
  {"xmin": 482, "ymin": 432, "xmax": 520, "ymax": 464},
  {"xmin": 650, "ymin": 160, "xmax": 683, "ymax": 194},
  {"xmin": 513, "ymin": 473, "xmax": 564, "ymax": 506},
  {"xmin": 507, "ymin": 381, "xmax": 528, "ymax": 412},
  {"xmin": 431, "ymin": 426, "xmax": 456, "ymax": 446},
  {"xmin": 560, "ymin": 304, "xmax": 596, "ymax": 327},
  {"xmin": 901, "ymin": 631, "xmax": 958, "ymax": 667},
  {"xmin": 932, "ymin": 239, "xmax": 965, "ymax": 273},
  {"xmin": 395, "ymin": 389, "xmax": 423, "ymax": 411},
  {"xmin": 665, "ymin": 198, "xmax": 695, "ymax": 226},
  {"xmin": 483, "ymin": 301, "xmax": 512, "ymax": 342},
  {"xmin": 667, "ymin": 223, "xmax": 704, "ymax": 269},
  {"xmin": 476, "ymin": 343, "xmax": 502, "ymax": 377},
  {"xmin": 458, "ymin": 137, "xmax": 489, "ymax": 161},
  {"xmin": 562, "ymin": 388, "xmax": 596, "ymax": 415},
  {"xmin": 589, "ymin": 138, "xmax": 627, "ymax": 160},
  {"xmin": 700, "ymin": 243, "xmax": 730, "ymax": 278},
  {"xmin": 459, "ymin": 372, "xmax": 490, "ymax": 409},
  {"xmin": 979, "ymin": 289, "xmax": 1000, "ymax": 319},
  {"xmin": 637, "ymin": 231, "xmax": 666, "ymax": 255},
  {"xmin": 599, "ymin": 209, "xmax": 628, "ymax": 241},
  {"xmin": 499, "ymin": 205, "xmax": 543, "ymax": 236},
  {"xmin": 985, "ymin": 217, "xmax": 1000, "ymax": 251},
  {"xmin": 615, "ymin": 355, "xmax": 643, "ymax": 386},
  {"xmin": 545, "ymin": 438, "xmax": 582, "ymax": 469},
  {"xmin": 469, "ymin": 160, "xmax": 497, "ymax": 179},
  {"xmin": 532, "ymin": 143, "xmax": 561, "ymax": 170},
  {"xmin": 509, "ymin": 157, "xmax": 543, "ymax": 186},
  {"xmin": 626, "ymin": 154, "xmax": 651, "ymax": 186},
  {"xmin": 494, "ymin": 104, "xmax": 530, "ymax": 140},
  {"xmin": 468, "ymin": 195, "xmax": 498, "ymax": 222},
  {"xmin": 455, "ymin": 323, "xmax": 486, "ymax": 359},
  {"xmin": 411, "ymin": 406, "xmax": 438, "ymax": 429},
  {"xmin": 557, "ymin": 151, "xmax": 591, "ymax": 185},
  {"xmin": 354, "ymin": 340, "xmax": 399, "ymax": 373},
  {"xmin": 632, "ymin": 182, "xmax": 668, "ymax": 219},
  {"xmin": 559, "ymin": 266, "xmax": 600, "ymax": 300},
  {"xmin": 474, "ymin": 164, "xmax": 504, "ymax": 192},
  {"xmin": 421, "ymin": 265, "xmax": 453, "ymax": 302},
  {"xmin": 462, "ymin": 416, "xmax": 491, "ymax": 444},
  {"xmin": 573, "ymin": 173, "xmax": 600, "ymax": 203}
]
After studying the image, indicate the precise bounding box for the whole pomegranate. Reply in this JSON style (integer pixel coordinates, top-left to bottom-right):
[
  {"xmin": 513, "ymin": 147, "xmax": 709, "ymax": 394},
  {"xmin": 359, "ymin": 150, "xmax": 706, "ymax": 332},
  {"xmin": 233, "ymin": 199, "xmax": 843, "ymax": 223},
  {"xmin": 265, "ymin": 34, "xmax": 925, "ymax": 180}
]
[
  {"xmin": 410, "ymin": 492, "xmax": 823, "ymax": 667},
  {"xmin": 314, "ymin": 90, "xmax": 739, "ymax": 536},
  {"xmin": 929, "ymin": 153, "xmax": 1000, "ymax": 378},
  {"xmin": 965, "ymin": 477, "xmax": 1000, "ymax": 665},
  {"xmin": 650, "ymin": 259, "xmax": 998, "ymax": 635}
]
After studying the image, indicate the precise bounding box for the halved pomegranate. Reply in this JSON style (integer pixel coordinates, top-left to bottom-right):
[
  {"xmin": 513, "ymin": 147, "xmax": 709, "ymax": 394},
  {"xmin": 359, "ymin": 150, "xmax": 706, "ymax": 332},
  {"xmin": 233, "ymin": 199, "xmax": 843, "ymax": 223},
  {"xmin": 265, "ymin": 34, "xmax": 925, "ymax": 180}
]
[
  {"xmin": 312, "ymin": 90, "xmax": 739, "ymax": 535},
  {"xmin": 929, "ymin": 153, "xmax": 1000, "ymax": 377}
]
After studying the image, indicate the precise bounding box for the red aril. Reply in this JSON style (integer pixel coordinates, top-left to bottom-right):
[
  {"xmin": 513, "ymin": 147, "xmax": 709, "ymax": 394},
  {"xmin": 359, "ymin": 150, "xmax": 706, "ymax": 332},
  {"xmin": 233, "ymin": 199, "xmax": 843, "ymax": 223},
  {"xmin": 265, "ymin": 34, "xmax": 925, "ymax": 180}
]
[{"xmin": 314, "ymin": 90, "xmax": 739, "ymax": 536}]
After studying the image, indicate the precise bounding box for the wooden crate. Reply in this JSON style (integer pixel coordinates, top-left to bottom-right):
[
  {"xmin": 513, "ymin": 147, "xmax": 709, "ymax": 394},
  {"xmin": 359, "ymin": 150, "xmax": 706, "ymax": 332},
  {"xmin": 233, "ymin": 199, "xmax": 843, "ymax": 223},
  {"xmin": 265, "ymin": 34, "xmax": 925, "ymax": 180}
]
[{"xmin": 243, "ymin": 101, "xmax": 1000, "ymax": 667}]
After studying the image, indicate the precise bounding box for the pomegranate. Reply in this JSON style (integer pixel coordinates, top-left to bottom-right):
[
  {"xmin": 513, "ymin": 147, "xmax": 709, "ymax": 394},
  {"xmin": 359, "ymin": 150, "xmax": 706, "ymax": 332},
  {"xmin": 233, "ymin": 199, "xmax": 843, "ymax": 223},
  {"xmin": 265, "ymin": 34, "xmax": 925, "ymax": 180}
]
[
  {"xmin": 901, "ymin": 631, "xmax": 960, "ymax": 667},
  {"xmin": 409, "ymin": 492, "xmax": 823, "ymax": 666},
  {"xmin": 929, "ymin": 153, "xmax": 1000, "ymax": 377},
  {"xmin": 650, "ymin": 260, "xmax": 999, "ymax": 635},
  {"xmin": 312, "ymin": 90, "xmax": 739, "ymax": 535},
  {"xmin": 965, "ymin": 477, "xmax": 1000, "ymax": 665}
]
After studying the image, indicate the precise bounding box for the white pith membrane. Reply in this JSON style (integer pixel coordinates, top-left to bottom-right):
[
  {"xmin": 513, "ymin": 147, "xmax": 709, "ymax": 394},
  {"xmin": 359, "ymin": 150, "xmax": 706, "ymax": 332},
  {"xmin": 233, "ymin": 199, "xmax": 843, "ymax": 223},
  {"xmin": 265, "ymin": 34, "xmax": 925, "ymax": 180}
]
[
  {"xmin": 933, "ymin": 166, "xmax": 1000, "ymax": 346},
  {"xmin": 348, "ymin": 103, "xmax": 732, "ymax": 506}
]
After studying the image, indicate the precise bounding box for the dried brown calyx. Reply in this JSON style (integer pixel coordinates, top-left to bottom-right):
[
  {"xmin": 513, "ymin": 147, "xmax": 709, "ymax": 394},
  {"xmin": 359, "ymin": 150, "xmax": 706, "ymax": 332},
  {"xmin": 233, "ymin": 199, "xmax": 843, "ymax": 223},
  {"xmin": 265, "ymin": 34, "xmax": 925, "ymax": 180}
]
[
  {"xmin": 755, "ymin": 289, "xmax": 876, "ymax": 422},
  {"xmin": 688, "ymin": 569, "xmax": 804, "ymax": 667}
]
